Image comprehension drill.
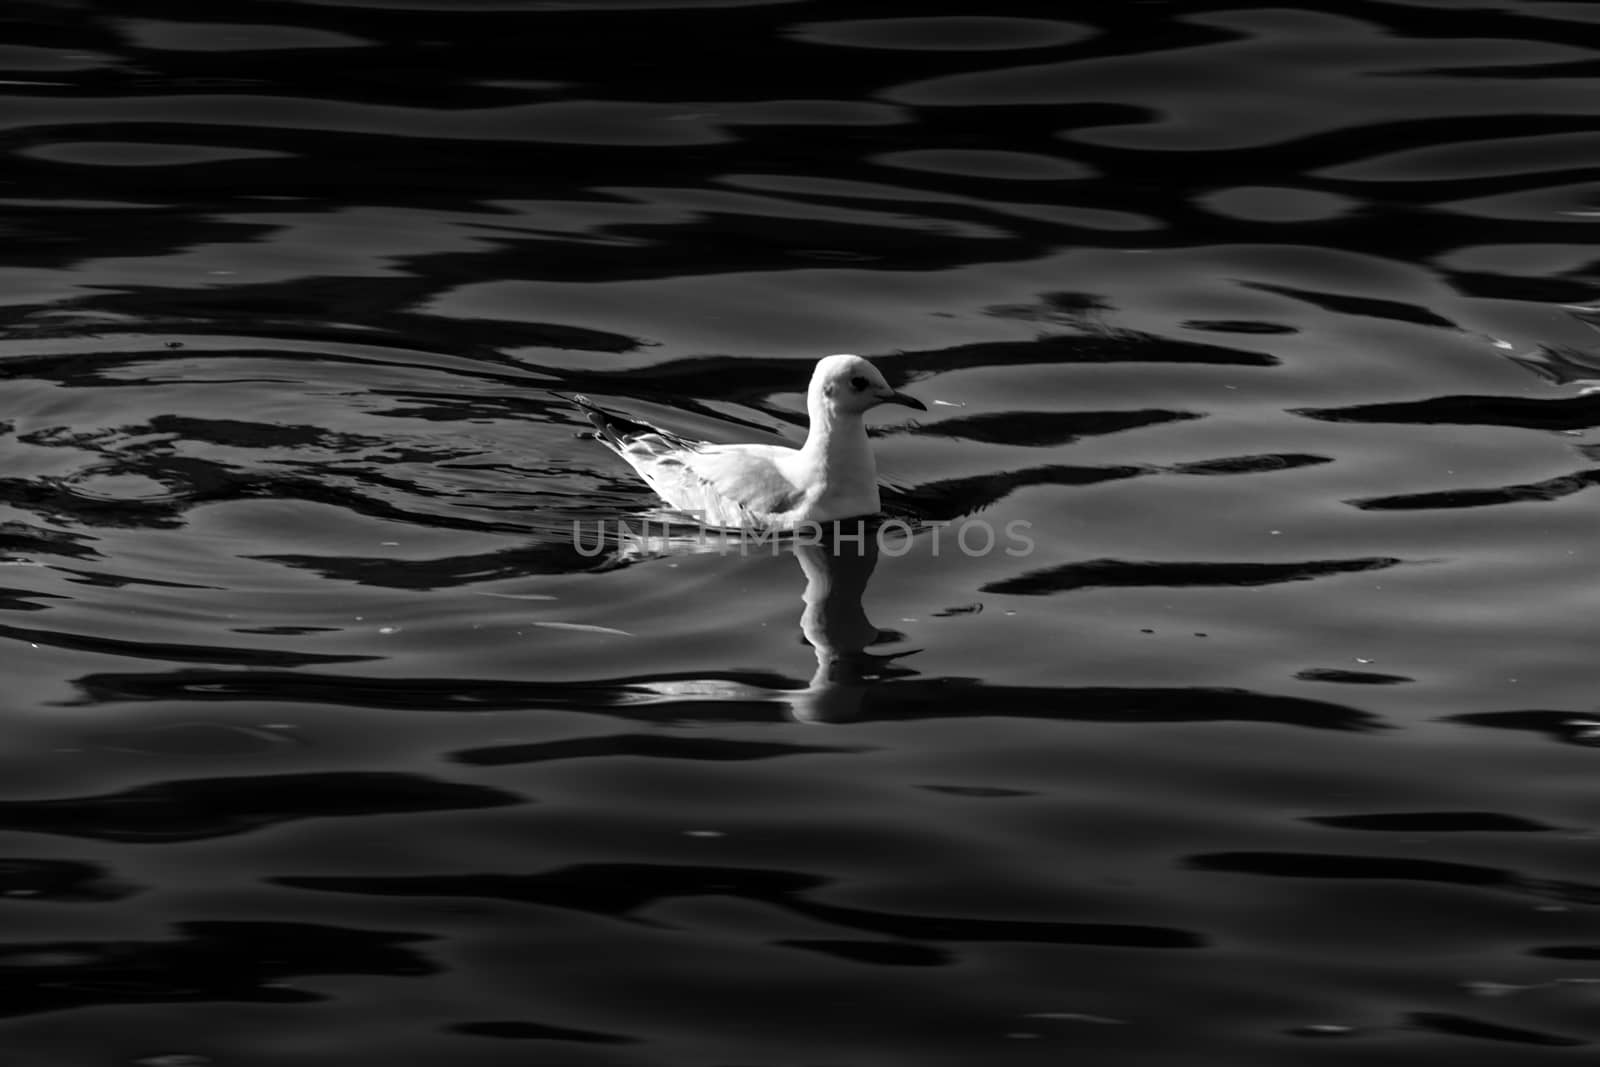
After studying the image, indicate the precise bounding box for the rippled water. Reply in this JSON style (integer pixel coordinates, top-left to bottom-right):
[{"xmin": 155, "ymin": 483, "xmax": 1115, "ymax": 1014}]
[{"xmin": 4, "ymin": 1, "xmax": 1600, "ymax": 1063}]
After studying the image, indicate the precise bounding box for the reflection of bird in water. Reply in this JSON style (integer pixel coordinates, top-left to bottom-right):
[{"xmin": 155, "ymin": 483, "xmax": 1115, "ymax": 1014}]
[
  {"xmin": 561, "ymin": 525, "xmax": 918, "ymax": 723},
  {"xmin": 564, "ymin": 354, "xmax": 924, "ymax": 529},
  {"xmin": 541, "ymin": 523, "xmax": 1384, "ymax": 734},
  {"xmin": 789, "ymin": 525, "xmax": 917, "ymax": 724}
]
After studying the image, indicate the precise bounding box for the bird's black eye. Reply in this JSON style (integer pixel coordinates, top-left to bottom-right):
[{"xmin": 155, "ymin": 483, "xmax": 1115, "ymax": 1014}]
[{"xmin": 849, "ymin": 375, "xmax": 868, "ymax": 391}]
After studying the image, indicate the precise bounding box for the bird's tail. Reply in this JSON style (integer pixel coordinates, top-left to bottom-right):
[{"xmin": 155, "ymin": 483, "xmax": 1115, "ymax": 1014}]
[{"xmin": 554, "ymin": 391, "xmax": 645, "ymax": 451}]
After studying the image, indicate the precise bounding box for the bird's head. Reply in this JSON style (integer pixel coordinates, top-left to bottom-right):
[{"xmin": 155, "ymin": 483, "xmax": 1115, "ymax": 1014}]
[{"xmin": 809, "ymin": 354, "xmax": 926, "ymax": 417}]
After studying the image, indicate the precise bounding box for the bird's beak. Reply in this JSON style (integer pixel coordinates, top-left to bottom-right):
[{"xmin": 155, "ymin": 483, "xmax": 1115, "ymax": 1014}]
[{"xmin": 878, "ymin": 389, "xmax": 926, "ymax": 412}]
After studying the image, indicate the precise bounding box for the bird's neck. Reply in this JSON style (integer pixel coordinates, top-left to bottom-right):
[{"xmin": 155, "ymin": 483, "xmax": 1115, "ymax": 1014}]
[{"xmin": 801, "ymin": 402, "xmax": 877, "ymax": 488}]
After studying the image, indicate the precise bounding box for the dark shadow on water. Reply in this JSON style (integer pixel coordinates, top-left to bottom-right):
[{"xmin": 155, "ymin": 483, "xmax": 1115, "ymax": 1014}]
[
  {"xmin": 1406, "ymin": 1013, "xmax": 1587, "ymax": 1048},
  {"xmin": 451, "ymin": 733, "xmax": 867, "ymax": 767},
  {"xmin": 1304, "ymin": 812, "xmax": 1554, "ymax": 833},
  {"xmin": 252, "ymin": 536, "xmax": 621, "ymax": 588},
  {"xmin": 1179, "ymin": 320, "xmax": 1298, "ymax": 335},
  {"xmin": 1532, "ymin": 946, "xmax": 1600, "ymax": 960},
  {"xmin": 773, "ymin": 940, "xmax": 955, "ymax": 967},
  {"xmin": 0, "ymin": 521, "xmax": 98, "ymax": 562},
  {"xmin": 273, "ymin": 862, "xmax": 1205, "ymax": 949},
  {"xmin": 46, "ymin": 278, "xmax": 649, "ymax": 359},
  {"xmin": 450, "ymin": 1020, "xmax": 638, "ymax": 1045},
  {"xmin": 1294, "ymin": 668, "xmax": 1413, "ymax": 685},
  {"xmin": 62, "ymin": 665, "xmax": 1386, "ymax": 733},
  {"xmin": 1507, "ymin": 341, "xmax": 1600, "ymax": 388},
  {"xmin": 0, "ymin": 921, "xmax": 435, "ymax": 1020},
  {"xmin": 1446, "ymin": 710, "xmax": 1600, "ymax": 748},
  {"xmin": 904, "ymin": 407, "xmax": 1201, "ymax": 448},
  {"xmin": 1187, "ymin": 851, "xmax": 1600, "ymax": 906},
  {"xmin": 0, "ymin": 586, "xmax": 62, "ymax": 612},
  {"xmin": 1351, "ymin": 469, "xmax": 1600, "ymax": 510},
  {"xmin": 984, "ymin": 290, "xmax": 1113, "ymax": 327},
  {"xmin": 0, "ymin": 465, "xmax": 538, "ymax": 537},
  {"xmin": 1166, "ymin": 453, "xmax": 1331, "ymax": 476},
  {"xmin": 0, "ymin": 772, "xmax": 523, "ymax": 843},
  {"xmin": 0, "ymin": 859, "xmax": 140, "ymax": 902},
  {"xmin": 882, "ymin": 463, "xmax": 1148, "ymax": 522},
  {"xmin": 0, "ymin": 621, "xmax": 380, "ymax": 669},
  {"xmin": 1240, "ymin": 281, "xmax": 1458, "ymax": 329},
  {"xmin": 981, "ymin": 556, "xmax": 1404, "ymax": 596},
  {"xmin": 1297, "ymin": 395, "xmax": 1600, "ymax": 431}
]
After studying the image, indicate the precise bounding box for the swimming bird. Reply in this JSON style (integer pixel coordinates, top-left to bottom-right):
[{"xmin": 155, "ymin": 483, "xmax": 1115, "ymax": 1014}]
[{"xmin": 567, "ymin": 354, "xmax": 925, "ymax": 530}]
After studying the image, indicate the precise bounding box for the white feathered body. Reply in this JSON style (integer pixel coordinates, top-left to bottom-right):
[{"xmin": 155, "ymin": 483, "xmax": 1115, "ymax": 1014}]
[
  {"xmin": 606, "ymin": 433, "xmax": 880, "ymax": 529},
  {"xmin": 568, "ymin": 354, "xmax": 920, "ymax": 531}
]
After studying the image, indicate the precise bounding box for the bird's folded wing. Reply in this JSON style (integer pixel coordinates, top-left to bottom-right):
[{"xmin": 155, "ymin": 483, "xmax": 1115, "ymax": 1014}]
[{"xmin": 677, "ymin": 445, "xmax": 805, "ymax": 522}]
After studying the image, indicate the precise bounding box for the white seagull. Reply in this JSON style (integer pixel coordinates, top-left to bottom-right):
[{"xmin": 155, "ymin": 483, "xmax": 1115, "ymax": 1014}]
[{"xmin": 567, "ymin": 354, "xmax": 925, "ymax": 530}]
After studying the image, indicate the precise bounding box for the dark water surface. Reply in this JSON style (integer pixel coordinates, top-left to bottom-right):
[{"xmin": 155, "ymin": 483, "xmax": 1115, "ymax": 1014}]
[{"xmin": 3, "ymin": 1, "xmax": 1600, "ymax": 1064}]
